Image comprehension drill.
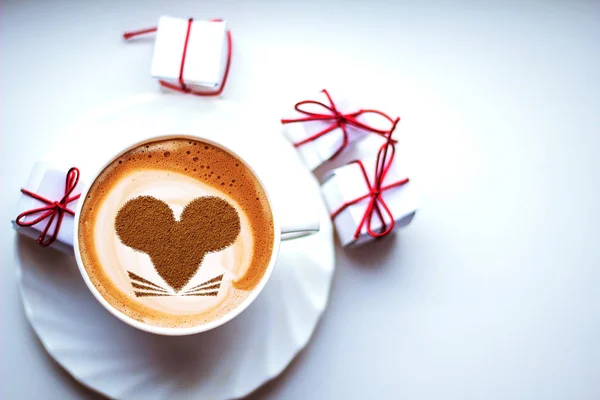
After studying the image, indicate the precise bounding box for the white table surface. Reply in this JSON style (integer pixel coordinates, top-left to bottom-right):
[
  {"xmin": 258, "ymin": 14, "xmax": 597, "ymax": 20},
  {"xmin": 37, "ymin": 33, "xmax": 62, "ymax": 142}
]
[{"xmin": 1, "ymin": 1, "xmax": 599, "ymax": 399}]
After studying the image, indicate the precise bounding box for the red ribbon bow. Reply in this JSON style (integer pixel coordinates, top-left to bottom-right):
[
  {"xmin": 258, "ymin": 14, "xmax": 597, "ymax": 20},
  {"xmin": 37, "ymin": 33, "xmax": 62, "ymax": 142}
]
[
  {"xmin": 331, "ymin": 119, "xmax": 409, "ymax": 241},
  {"xmin": 281, "ymin": 89, "xmax": 398, "ymax": 163},
  {"xmin": 123, "ymin": 18, "xmax": 232, "ymax": 97},
  {"xmin": 15, "ymin": 167, "xmax": 81, "ymax": 247}
]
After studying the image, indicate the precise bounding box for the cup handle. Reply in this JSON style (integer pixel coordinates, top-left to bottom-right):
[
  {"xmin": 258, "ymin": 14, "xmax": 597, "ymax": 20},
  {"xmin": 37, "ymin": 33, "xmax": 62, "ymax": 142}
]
[{"xmin": 281, "ymin": 220, "xmax": 320, "ymax": 241}]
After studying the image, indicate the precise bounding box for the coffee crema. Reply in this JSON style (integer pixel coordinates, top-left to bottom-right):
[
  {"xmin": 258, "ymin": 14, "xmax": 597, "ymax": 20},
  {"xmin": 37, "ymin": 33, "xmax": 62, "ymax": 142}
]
[{"xmin": 78, "ymin": 138, "xmax": 275, "ymax": 328}]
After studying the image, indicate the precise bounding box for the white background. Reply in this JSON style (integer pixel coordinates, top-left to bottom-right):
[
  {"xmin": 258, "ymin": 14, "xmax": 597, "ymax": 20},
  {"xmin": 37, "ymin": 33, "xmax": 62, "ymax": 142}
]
[{"xmin": 1, "ymin": 0, "xmax": 599, "ymax": 399}]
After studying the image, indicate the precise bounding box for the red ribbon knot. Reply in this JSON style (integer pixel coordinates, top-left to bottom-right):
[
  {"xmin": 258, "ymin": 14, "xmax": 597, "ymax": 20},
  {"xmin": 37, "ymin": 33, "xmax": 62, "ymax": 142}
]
[
  {"xmin": 16, "ymin": 167, "xmax": 81, "ymax": 247},
  {"xmin": 281, "ymin": 89, "xmax": 398, "ymax": 163},
  {"xmin": 123, "ymin": 18, "xmax": 232, "ymax": 97},
  {"xmin": 331, "ymin": 119, "xmax": 409, "ymax": 241}
]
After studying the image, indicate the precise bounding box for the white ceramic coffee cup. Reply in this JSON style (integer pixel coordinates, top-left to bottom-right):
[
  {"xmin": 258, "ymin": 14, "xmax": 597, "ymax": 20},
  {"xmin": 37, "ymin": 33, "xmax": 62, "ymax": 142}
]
[{"xmin": 73, "ymin": 134, "xmax": 319, "ymax": 336}]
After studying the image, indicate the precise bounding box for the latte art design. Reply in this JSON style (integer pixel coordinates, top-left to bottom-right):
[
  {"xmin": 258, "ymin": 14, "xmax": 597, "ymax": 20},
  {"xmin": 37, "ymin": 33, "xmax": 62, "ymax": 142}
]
[
  {"xmin": 77, "ymin": 138, "xmax": 275, "ymax": 329},
  {"xmin": 127, "ymin": 271, "xmax": 224, "ymax": 297},
  {"xmin": 115, "ymin": 196, "xmax": 240, "ymax": 296}
]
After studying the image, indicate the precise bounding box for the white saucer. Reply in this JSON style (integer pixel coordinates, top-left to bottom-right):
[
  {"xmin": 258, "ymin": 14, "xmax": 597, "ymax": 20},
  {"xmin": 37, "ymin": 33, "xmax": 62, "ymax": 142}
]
[{"xmin": 16, "ymin": 94, "xmax": 335, "ymax": 399}]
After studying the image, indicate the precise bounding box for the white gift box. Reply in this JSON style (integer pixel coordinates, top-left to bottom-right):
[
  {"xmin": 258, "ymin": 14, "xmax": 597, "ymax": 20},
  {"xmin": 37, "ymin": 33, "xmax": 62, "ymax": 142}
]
[
  {"xmin": 321, "ymin": 156, "xmax": 417, "ymax": 246},
  {"xmin": 151, "ymin": 16, "xmax": 229, "ymax": 92},
  {"xmin": 282, "ymin": 91, "xmax": 394, "ymax": 170},
  {"xmin": 12, "ymin": 163, "xmax": 84, "ymax": 252}
]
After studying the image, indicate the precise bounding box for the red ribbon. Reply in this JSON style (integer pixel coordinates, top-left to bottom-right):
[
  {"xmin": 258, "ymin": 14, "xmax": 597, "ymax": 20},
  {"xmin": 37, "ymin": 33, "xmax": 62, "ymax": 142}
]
[
  {"xmin": 15, "ymin": 167, "xmax": 81, "ymax": 247},
  {"xmin": 123, "ymin": 18, "xmax": 232, "ymax": 97},
  {"xmin": 281, "ymin": 89, "xmax": 398, "ymax": 163},
  {"xmin": 331, "ymin": 119, "xmax": 409, "ymax": 241}
]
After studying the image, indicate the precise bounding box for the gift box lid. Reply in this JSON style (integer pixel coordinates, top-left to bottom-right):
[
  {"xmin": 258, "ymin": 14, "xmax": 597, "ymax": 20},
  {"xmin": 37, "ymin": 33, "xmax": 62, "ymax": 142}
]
[
  {"xmin": 321, "ymin": 156, "xmax": 418, "ymax": 245},
  {"xmin": 282, "ymin": 91, "xmax": 396, "ymax": 170},
  {"xmin": 12, "ymin": 162, "xmax": 83, "ymax": 251},
  {"xmin": 151, "ymin": 16, "xmax": 227, "ymax": 87}
]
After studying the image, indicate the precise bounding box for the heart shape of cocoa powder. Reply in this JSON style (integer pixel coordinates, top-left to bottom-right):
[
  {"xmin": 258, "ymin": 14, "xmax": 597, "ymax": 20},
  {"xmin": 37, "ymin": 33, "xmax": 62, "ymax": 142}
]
[{"xmin": 115, "ymin": 196, "xmax": 240, "ymax": 292}]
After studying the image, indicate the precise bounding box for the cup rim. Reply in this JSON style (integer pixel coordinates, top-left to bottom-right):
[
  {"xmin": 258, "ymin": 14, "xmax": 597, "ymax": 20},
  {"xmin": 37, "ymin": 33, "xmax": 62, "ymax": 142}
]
[{"xmin": 72, "ymin": 134, "xmax": 282, "ymax": 336}]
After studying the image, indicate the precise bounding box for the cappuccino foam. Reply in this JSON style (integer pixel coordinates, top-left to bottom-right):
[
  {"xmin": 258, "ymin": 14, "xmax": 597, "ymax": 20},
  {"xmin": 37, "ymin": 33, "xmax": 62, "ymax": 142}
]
[{"xmin": 78, "ymin": 138, "xmax": 275, "ymax": 328}]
